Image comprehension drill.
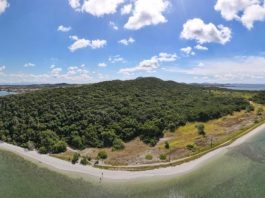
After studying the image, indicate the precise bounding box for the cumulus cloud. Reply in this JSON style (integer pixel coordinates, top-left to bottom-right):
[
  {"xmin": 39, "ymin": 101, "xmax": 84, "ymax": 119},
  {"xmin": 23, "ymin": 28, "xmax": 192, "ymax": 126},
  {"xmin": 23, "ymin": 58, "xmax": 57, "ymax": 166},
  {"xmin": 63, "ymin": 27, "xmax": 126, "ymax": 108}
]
[
  {"xmin": 51, "ymin": 67, "xmax": 62, "ymax": 77},
  {"xmin": 58, "ymin": 25, "xmax": 72, "ymax": 32},
  {"xmin": 169, "ymin": 56, "xmax": 265, "ymax": 83},
  {"xmin": 215, "ymin": 0, "xmax": 265, "ymax": 29},
  {"xmin": 98, "ymin": 63, "xmax": 107, "ymax": 67},
  {"xmin": 119, "ymin": 52, "xmax": 177, "ymax": 75},
  {"xmin": 118, "ymin": 37, "xmax": 135, "ymax": 45},
  {"xmin": 121, "ymin": 3, "xmax": 132, "ymax": 15},
  {"xmin": 0, "ymin": 0, "xmax": 9, "ymax": 14},
  {"xmin": 109, "ymin": 21, "xmax": 119, "ymax": 30},
  {"xmin": 81, "ymin": 0, "xmax": 124, "ymax": 17},
  {"xmin": 124, "ymin": 0, "xmax": 170, "ymax": 30},
  {"xmin": 180, "ymin": 18, "xmax": 232, "ymax": 45},
  {"xmin": 69, "ymin": 0, "xmax": 81, "ymax": 10},
  {"xmin": 24, "ymin": 63, "xmax": 36, "ymax": 67},
  {"xmin": 180, "ymin": 46, "xmax": 195, "ymax": 56},
  {"xmin": 156, "ymin": 52, "xmax": 178, "ymax": 62},
  {"xmin": 195, "ymin": 45, "xmax": 208, "ymax": 51},
  {"xmin": 69, "ymin": 35, "xmax": 106, "ymax": 52}
]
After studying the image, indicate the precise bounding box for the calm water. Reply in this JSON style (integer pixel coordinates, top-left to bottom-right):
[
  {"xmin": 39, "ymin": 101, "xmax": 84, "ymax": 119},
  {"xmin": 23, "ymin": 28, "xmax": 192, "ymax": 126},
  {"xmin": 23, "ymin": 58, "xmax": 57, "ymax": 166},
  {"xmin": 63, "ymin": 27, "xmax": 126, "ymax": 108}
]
[
  {"xmin": 220, "ymin": 84, "xmax": 265, "ymax": 91},
  {"xmin": 1, "ymin": 128, "xmax": 265, "ymax": 198},
  {"xmin": 0, "ymin": 91, "xmax": 15, "ymax": 96}
]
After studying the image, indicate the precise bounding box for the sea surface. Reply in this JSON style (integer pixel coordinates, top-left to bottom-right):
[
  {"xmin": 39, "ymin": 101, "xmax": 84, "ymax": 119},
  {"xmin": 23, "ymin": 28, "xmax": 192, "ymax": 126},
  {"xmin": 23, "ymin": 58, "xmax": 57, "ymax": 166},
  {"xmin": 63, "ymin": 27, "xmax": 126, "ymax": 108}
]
[
  {"xmin": 220, "ymin": 84, "xmax": 265, "ymax": 91},
  {"xmin": 1, "ymin": 127, "xmax": 265, "ymax": 198},
  {"xmin": 0, "ymin": 91, "xmax": 16, "ymax": 97}
]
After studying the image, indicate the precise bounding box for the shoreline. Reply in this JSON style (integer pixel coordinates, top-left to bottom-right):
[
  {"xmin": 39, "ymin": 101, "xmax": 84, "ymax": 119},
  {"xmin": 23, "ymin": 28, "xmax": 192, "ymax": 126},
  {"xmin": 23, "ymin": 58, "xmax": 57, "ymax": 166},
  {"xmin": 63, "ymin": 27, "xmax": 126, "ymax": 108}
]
[{"xmin": 1, "ymin": 123, "xmax": 265, "ymax": 180}]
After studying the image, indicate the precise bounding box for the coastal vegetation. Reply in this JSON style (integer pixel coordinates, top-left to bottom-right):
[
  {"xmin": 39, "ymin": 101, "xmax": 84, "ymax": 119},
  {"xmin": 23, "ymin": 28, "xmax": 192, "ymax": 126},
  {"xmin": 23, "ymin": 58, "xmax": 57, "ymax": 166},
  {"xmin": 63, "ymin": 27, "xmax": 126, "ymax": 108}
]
[
  {"xmin": 252, "ymin": 91, "xmax": 265, "ymax": 105},
  {"xmin": 0, "ymin": 78, "xmax": 251, "ymax": 154}
]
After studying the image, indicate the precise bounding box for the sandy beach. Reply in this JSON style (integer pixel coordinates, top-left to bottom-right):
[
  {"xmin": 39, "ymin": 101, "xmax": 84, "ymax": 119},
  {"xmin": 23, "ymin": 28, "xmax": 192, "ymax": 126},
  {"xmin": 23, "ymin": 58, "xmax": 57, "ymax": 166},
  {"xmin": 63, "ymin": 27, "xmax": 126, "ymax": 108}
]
[{"xmin": 1, "ymin": 123, "xmax": 265, "ymax": 181}]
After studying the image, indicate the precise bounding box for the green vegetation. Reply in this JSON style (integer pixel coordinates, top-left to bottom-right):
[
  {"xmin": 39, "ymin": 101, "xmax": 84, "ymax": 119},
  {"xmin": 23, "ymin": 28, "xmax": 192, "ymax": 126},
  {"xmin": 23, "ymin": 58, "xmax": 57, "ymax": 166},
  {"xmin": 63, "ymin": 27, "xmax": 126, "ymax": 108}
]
[
  {"xmin": 112, "ymin": 138, "xmax": 125, "ymax": 151},
  {"xmin": 186, "ymin": 144, "xmax": 195, "ymax": 151},
  {"xmin": 0, "ymin": 77, "xmax": 250, "ymax": 153},
  {"xmin": 97, "ymin": 151, "xmax": 108, "ymax": 160},
  {"xmin": 80, "ymin": 156, "xmax": 89, "ymax": 165},
  {"xmin": 252, "ymin": 91, "xmax": 265, "ymax": 105},
  {"xmin": 165, "ymin": 141, "xmax": 170, "ymax": 149},
  {"xmin": 145, "ymin": 154, "xmax": 153, "ymax": 160},
  {"xmin": 71, "ymin": 153, "xmax": 80, "ymax": 164},
  {"xmin": 195, "ymin": 124, "xmax": 206, "ymax": 136},
  {"xmin": 159, "ymin": 154, "xmax": 167, "ymax": 160}
]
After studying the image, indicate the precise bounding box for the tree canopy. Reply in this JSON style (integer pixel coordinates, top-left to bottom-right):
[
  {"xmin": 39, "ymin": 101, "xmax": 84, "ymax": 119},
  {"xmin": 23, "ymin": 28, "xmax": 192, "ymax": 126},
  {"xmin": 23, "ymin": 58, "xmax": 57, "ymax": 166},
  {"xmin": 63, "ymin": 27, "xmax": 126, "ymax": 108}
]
[{"xmin": 0, "ymin": 77, "xmax": 250, "ymax": 152}]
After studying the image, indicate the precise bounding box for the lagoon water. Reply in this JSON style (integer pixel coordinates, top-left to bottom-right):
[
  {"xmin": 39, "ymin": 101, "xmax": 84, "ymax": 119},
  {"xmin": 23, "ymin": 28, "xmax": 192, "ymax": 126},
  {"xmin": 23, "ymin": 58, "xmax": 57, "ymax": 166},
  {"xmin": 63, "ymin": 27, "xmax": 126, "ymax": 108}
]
[
  {"xmin": 1, "ymin": 127, "xmax": 265, "ymax": 198},
  {"xmin": 0, "ymin": 91, "xmax": 15, "ymax": 97}
]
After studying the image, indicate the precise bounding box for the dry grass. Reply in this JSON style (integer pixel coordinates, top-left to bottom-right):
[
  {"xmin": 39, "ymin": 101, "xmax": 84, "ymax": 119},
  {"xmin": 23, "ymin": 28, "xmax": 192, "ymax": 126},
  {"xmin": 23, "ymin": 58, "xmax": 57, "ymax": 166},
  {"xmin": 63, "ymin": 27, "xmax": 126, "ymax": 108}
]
[{"xmin": 51, "ymin": 103, "xmax": 265, "ymax": 166}]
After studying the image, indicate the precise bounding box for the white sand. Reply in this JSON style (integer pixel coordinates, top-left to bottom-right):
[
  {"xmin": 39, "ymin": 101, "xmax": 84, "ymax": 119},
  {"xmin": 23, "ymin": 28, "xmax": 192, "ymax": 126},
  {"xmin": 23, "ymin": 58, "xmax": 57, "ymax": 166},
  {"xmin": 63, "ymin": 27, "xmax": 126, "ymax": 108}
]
[{"xmin": 1, "ymin": 123, "xmax": 265, "ymax": 181}]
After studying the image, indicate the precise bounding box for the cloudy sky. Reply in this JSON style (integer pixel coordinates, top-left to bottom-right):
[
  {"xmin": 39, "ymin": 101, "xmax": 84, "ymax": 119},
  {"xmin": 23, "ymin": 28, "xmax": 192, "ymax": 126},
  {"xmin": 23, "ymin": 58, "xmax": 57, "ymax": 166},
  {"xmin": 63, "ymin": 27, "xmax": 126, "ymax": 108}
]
[{"xmin": 0, "ymin": 0, "xmax": 265, "ymax": 84}]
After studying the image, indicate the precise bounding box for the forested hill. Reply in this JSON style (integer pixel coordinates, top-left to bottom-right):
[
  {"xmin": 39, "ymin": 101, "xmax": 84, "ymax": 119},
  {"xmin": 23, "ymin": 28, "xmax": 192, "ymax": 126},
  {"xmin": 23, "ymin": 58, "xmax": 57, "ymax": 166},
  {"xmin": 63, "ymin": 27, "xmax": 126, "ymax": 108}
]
[{"xmin": 0, "ymin": 77, "xmax": 250, "ymax": 153}]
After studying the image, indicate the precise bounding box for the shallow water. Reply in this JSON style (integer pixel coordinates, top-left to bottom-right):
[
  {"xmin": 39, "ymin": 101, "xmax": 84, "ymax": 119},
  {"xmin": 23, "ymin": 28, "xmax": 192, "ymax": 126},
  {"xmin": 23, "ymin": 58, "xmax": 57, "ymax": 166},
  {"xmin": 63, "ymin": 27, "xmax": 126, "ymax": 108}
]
[
  {"xmin": 0, "ymin": 91, "xmax": 15, "ymax": 97},
  {"xmin": 1, "ymin": 128, "xmax": 265, "ymax": 198}
]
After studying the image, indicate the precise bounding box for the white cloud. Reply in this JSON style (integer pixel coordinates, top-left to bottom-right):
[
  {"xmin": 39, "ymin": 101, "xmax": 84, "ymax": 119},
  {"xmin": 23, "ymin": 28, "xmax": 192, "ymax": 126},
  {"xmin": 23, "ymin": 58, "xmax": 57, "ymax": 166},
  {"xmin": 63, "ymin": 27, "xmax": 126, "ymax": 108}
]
[
  {"xmin": 170, "ymin": 56, "xmax": 265, "ymax": 83},
  {"xmin": 82, "ymin": 0, "xmax": 124, "ymax": 17},
  {"xmin": 109, "ymin": 21, "xmax": 119, "ymax": 30},
  {"xmin": 119, "ymin": 57, "xmax": 159, "ymax": 75},
  {"xmin": 215, "ymin": 0, "xmax": 265, "ymax": 29},
  {"xmin": 69, "ymin": 37, "xmax": 90, "ymax": 52},
  {"xmin": 69, "ymin": 0, "xmax": 81, "ymax": 10},
  {"xmin": 24, "ymin": 63, "xmax": 36, "ymax": 68},
  {"xmin": 90, "ymin": 39, "xmax": 107, "ymax": 49},
  {"xmin": 121, "ymin": 3, "xmax": 132, "ymax": 15},
  {"xmin": 118, "ymin": 37, "xmax": 135, "ymax": 46},
  {"xmin": 0, "ymin": 0, "xmax": 9, "ymax": 14},
  {"xmin": 51, "ymin": 67, "xmax": 62, "ymax": 77},
  {"xmin": 69, "ymin": 35, "xmax": 107, "ymax": 52},
  {"xmin": 109, "ymin": 55, "xmax": 125, "ymax": 63},
  {"xmin": 180, "ymin": 46, "xmax": 195, "ymax": 56},
  {"xmin": 58, "ymin": 25, "xmax": 72, "ymax": 32},
  {"xmin": 98, "ymin": 63, "xmax": 107, "ymax": 67},
  {"xmin": 124, "ymin": 0, "xmax": 170, "ymax": 30},
  {"xmin": 180, "ymin": 18, "xmax": 232, "ymax": 45},
  {"xmin": 195, "ymin": 45, "xmax": 208, "ymax": 51},
  {"xmin": 156, "ymin": 52, "xmax": 178, "ymax": 62},
  {"xmin": 119, "ymin": 52, "xmax": 177, "ymax": 75},
  {"xmin": 0, "ymin": 64, "xmax": 109, "ymax": 84}
]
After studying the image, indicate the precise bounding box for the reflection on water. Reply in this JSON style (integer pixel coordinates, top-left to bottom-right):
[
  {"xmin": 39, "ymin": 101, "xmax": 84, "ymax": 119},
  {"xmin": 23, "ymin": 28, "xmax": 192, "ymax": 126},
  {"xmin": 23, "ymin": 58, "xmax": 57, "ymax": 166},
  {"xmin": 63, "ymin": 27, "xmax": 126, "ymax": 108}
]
[{"xmin": 1, "ymin": 128, "xmax": 265, "ymax": 198}]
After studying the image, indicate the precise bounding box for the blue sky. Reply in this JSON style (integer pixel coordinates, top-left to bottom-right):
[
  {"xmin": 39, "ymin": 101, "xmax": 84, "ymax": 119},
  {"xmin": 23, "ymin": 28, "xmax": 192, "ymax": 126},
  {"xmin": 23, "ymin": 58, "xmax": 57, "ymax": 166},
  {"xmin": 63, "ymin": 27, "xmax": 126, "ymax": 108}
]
[{"xmin": 0, "ymin": 0, "xmax": 265, "ymax": 84}]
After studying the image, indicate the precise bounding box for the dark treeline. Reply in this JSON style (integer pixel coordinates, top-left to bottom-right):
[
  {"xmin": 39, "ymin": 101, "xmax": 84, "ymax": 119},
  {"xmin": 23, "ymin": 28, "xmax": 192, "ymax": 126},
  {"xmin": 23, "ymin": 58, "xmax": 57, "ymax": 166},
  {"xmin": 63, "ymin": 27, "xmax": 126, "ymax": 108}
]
[
  {"xmin": 252, "ymin": 91, "xmax": 265, "ymax": 105},
  {"xmin": 0, "ymin": 77, "xmax": 250, "ymax": 153}
]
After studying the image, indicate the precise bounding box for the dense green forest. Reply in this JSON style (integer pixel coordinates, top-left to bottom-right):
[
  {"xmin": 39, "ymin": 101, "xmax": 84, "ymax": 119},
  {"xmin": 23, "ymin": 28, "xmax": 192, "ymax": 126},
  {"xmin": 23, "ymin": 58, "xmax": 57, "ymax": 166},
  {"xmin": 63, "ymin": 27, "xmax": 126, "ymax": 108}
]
[
  {"xmin": 0, "ymin": 78, "xmax": 251, "ymax": 153},
  {"xmin": 252, "ymin": 91, "xmax": 265, "ymax": 105}
]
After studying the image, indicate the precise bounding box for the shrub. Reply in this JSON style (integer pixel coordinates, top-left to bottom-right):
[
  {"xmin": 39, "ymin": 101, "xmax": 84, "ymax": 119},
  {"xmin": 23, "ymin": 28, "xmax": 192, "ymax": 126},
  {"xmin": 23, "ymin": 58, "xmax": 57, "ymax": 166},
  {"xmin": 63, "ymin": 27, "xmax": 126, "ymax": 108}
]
[
  {"xmin": 246, "ymin": 105, "xmax": 254, "ymax": 112},
  {"xmin": 52, "ymin": 141, "xmax": 67, "ymax": 153},
  {"xmin": 165, "ymin": 141, "xmax": 170, "ymax": 149},
  {"xmin": 159, "ymin": 154, "xmax": 167, "ymax": 160},
  {"xmin": 80, "ymin": 157, "xmax": 89, "ymax": 165},
  {"xmin": 145, "ymin": 154, "xmax": 153, "ymax": 160},
  {"xmin": 39, "ymin": 146, "xmax": 48, "ymax": 154},
  {"xmin": 112, "ymin": 138, "xmax": 125, "ymax": 151},
  {"xmin": 195, "ymin": 124, "xmax": 205, "ymax": 136},
  {"xmin": 257, "ymin": 108, "xmax": 264, "ymax": 116},
  {"xmin": 97, "ymin": 151, "xmax": 108, "ymax": 160},
  {"xmin": 26, "ymin": 141, "xmax": 35, "ymax": 151},
  {"xmin": 186, "ymin": 144, "xmax": 195, "ymax": 151},
  {"xmin": 72, "ymin": 153, "xmax": 80, "ymax": 164},
  {"xmin": 168, "ymin": 123, "xmax": 176, "ymax": 132}
]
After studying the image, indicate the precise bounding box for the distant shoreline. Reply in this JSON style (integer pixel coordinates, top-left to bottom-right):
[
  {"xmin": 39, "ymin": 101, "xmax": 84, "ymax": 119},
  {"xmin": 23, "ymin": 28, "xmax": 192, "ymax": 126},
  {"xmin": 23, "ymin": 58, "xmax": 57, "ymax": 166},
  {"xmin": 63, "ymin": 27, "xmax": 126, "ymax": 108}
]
[{"xmin": 1, "ymin": 122, "xmax": 265, "ymax": 180}]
